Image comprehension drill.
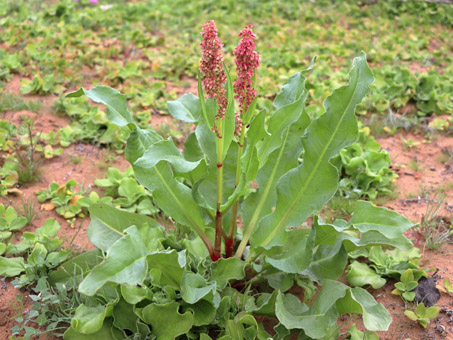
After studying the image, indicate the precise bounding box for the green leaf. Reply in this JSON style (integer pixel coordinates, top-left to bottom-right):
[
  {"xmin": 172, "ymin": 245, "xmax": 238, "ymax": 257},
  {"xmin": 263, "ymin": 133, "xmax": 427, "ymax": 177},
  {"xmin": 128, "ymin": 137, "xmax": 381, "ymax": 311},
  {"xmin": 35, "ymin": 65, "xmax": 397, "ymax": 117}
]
[
  {"xmin": 71, "ymin": 304, "xmax": 107, "ymax": 334},
  {"xmin": 88, "ymin": 203, "xmax": 158, "ymax": 251},
  {"xmin": 35, "ymin": 218, "xmax": 60, "ymax": 238},
  {"xmin": 337, "ymin": 287, "xmax": 391, "ymax": 331},
  {"xmin": 394, "ymin": 282, "xmax": 406, "ymax": 291},
  {"xmin": 404, "ymin": 310, "xmax": 418, "ymax": 321},
  {"xmin": 147, "ymin": 250, "xmax": 184, "ymax": 289},
  {"xmin": 112, "ymin": 298, "xmax": 139, "ymax": 333},
  {"xmin": 257, "ymin": 78, "xmax": 308, "ymax": 166},
  {"xmin": 134, "ymin": 138, "xmax": 201, "ymax": 173},
  {"xmin": 79, "ymin": 226, "xmax": 149, "ymax": 296},
  {"xmin": 348, "ymin": 201, "xmax": 414, "ymax": 240},
  {"xmin": 181, "ymin": 272, "xmax": 216, "ymax": 304},
  {"xmin": 67, "ymin": 86, "xmax": 133, "ymax": 127},
  {"xmin": 134, "ymin": 162, "xmax": 207, "ymax": 237},
  {"xmin": 406, "ymin": 281, "xmax": 418, "ymax": 291},
  {"xmin": 210, "ymin": 257, "xmax": 246, "ymax": 289},
  {"xmin": 401, "ymin": 269, "xmax": 415, "ymax": 284},
  {"xmin": 252, "ymin": 52, "xmax": 374, "ymax": 249},
  {"xmin": 141, "ymin": 302, "xmax": 194, "ymax": 340},
  {"xmin": 183, "ymin": 299, "xmax": 216, "ymax": 326},
  {"xmin": 0, "ymin": 243, "xmax": 5, "ymax": 255},
  {"xmin": 346, "ymin": 261, "xmax": 386, "ymax": 289},
  {"xmin": 425, "ymin": 306, "xmax": 439, "ymax": 319},
  {"xmin": 49, "ymin": 249, "xmax": 103, "ymax": 285},
  {"xmin": 273, "ymin": 58, "xmax": 315, "ymax": 110},
  {"xmin": 64, "ymin": 318, "xmax": 123, "ymax": 340},
  {"xmin": 125, "ymin": 126, "xmax": 163, "ymax": 164},
  {"xmin": 402, "ymin": 292, "xmax": 415, "ymax": 301},
  {"xmin": 241, "ymin": 111, "xmax": 309, "ymax": 247},
  {"xmin": 347, "ymin": 324, "xmax": 379, "ymax": 340},
  {"xmin": 120, "ymin": 283, "xmax": 153, "ymax": 305},
  {"xmin": 0, "ymin": 256, "xmax": 25, "ymax": 277},
  {"xmin": 302, "ymin": 237, "xmax": 348, "ymax": 281},
  {"xmin": 264, "ymin": 229, "xmax": 314, "ymax": 273},
  {"xmin": 277, "ymin": 279, "xmax": 390, "ymax": 338},
  {"xmin": 167, "ymin": 93, "xmax": 201, "ymax": 123}
]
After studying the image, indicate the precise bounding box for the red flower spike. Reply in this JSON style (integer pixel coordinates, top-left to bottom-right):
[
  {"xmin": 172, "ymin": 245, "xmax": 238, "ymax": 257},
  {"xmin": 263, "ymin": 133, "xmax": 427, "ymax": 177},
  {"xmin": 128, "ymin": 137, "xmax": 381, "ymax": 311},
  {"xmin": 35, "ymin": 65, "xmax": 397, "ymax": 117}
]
[
  {"xmin": 233, "ymin": 24, "xmax": 260, "ymax": 136},
  {"xmin": 200, "ymin": 21, "xmax": 227, "ymax": 121}
]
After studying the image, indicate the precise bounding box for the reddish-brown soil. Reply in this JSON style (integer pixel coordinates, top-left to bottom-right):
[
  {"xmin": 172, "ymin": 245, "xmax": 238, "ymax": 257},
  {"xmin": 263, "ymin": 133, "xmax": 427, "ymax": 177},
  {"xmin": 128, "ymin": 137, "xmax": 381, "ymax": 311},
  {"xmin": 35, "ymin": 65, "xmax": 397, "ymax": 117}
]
[{"xmin": 0, "ymin": 84, "xmax": 452, "ymax": 339}]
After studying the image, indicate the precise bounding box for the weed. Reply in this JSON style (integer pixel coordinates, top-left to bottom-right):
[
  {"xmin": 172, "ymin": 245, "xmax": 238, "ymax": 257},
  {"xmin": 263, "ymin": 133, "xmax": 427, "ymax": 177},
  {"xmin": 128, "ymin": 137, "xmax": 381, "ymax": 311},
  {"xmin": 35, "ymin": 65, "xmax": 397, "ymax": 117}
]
[
  {"xmin": 401, "ymin": 137, "xmax": 421, "ymax": 151},
  {"xmin": 0, "ymin": 93, "xmax": 41, "ymax": 113},
  {"xmin": 421, "ymin": 194, "xmax": 452, "ymax": 250},
  {"xmin": 436, "ymin": 152, "xmax": 451, "ymax": 164},
  {"xmin": 12, "ymin": 117, "xmax": 43, "ymax": 185},
  {"xmin": 322, "ymin": 196, "xmax": 357, "ymax": 222},
  {"xmin": 68, "ymin": 154, "xmax": 82, "ymax": 165},
  {"xmin": 11, "ymin": 279, "xmax": 85, "ymax": 339},
  {"xmin": 408, "ymin": 159, "xmax": 420, "ymax": 172},
  {"xmin": 14, "ymin": 196, "xmax": 40, "ymax": 226},
  {"xmin": 373, "ymin": 190, "xmax": 399, "ymax": 205}
]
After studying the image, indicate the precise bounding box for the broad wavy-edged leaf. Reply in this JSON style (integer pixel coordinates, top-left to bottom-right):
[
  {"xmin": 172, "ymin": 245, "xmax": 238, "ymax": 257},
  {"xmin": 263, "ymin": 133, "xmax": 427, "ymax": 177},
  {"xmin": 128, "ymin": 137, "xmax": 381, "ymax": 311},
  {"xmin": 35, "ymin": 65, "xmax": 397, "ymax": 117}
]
[
  {"xmin": 125, "ymin": 126, "xmax": 162, "ymax": 164},
  {"xmin": 210, "ymin": 257, "xmax": 246, "ymax": 289},
  {"xmin": 87, "ymin": 203, "xmax": 158, "ymax": 251},
  {"xmin": 79, "ymin": 226, "xmax": 149, "ymax": 296},
  {"xmin": 241, "ymin": 114, "xmax": 308, "ymax": 231},
  {"xmin": 71, "ymin": 304, "xmax": 108, "ymax": 334},
  {"xmin": 167, "ymin": 93, "xmax": 201, "ymax": 123},
  {"xmin": 64, "ymin": 318, "xmax": 122, "ymax": 340},
  {"xmin": 181, "ymin": 272, "xmax": 216, "ymax": 304},
  {"xmin": 112, "ymin": 298, "xmax": 139, "ymax": 333},
  {"xmin": 134, "ymin": 138, "xmax": 201, "ymax": 173},
  {"xmin": 273, "ymin": 57, "xmax": 316, "ymax": 110},
  {"xmin": 121, "ymin": 283, "xmax": 154, "ymax": 305},
  {"xmin": 257, "ymin": 81, "xmax": 309, "ymax": 167},
  {"xmin": 0, "ymin": 256, "xmax": 25, "ymax": 277},
  {"xmin": 133, "ymin": 162, "xmax": 207, "ymax": 235},
  {"xmin": 67, "ymin": 86, "xmax": 133, "ymax": 127},
  {"xmin": 141, "ymin": 302, "xmax": 194, "ymax": 340},
  {"xmin": 49, "ymin": 249, "xmax": 102, "ymax": 285},
  {"xmin": 336, "ymin": 287, "xmax": 391, "ymax": 331},
  {"xmin": 276, "ymin": 279, "xmax": 390, "ymax": 338},
  {"xmin": 347, "ymin": 200, "xmax": 414, "ymax": 239},
  {"xmin": 183, "ymin": 300, "xmax": 217, "ymax": 326},
  {"xmin": 264, "ymin": 229, "xmax": 315, "ymax": 274},
  {"xmin": 147, "ymin": 250, "xmax": 185, "ymax": 288},
  {"xmin": 346, "ymin": 261, "xmax": 386, "ymax": 289},
  {"xmin": 252, "ymin": 52, "xmax": 374, "ymax": 249},
  {"xmin": 302, "ymin": 237, "xmax": 348, "ymax": 281},
  {"xmin": 313, "ymin": 216, "xmax": 413, "ymax": 251}
]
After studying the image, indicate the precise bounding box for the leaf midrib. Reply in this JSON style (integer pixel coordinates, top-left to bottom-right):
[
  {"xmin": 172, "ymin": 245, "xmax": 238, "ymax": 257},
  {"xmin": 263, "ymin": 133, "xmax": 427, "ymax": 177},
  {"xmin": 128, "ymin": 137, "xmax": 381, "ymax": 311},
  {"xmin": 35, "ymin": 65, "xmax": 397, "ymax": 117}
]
[{"xmin": 260, "ymin": 66, "xmax": 362, "ymax": 248}]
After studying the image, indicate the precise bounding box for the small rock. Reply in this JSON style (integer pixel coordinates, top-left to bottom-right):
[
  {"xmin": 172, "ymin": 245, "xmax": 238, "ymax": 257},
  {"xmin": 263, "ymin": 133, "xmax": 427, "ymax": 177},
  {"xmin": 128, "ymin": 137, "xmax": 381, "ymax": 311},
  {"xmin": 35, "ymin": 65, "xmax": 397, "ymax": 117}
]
[
  {"xmin": 415, "ymin": 277, "xmax": 441, "ymax": 307},
  {"xmin": 430, "ymin": 166, "xmax": 436, "ymax": 171}
]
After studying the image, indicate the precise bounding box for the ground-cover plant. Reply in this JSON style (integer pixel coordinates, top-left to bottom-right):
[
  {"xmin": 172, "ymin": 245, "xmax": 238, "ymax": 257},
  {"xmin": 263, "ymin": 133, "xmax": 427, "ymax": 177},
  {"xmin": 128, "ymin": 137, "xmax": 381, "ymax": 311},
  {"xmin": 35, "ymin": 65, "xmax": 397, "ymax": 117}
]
[
  {"xmin": 0, "ymin": 218, "xmax": 70, "ymax": 286},
  {"xmin": 94, "ymin": 167, "xmax": 159, "ymax": 215},
  {"xmin": 334, "ymin": 124, "xmax": 397, "ymax": 200},
  {"xmin": 56, "ymin": 22, "xmax": 419, "ymax": 339}
]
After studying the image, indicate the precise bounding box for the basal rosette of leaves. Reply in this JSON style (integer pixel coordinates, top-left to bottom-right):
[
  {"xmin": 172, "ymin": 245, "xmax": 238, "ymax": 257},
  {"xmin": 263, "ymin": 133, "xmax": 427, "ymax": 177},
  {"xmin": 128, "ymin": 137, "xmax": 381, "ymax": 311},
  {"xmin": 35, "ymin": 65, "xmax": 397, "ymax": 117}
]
[
  {"xmin": 334, "ymin": 125, "xmax": 397, "ymax": 200},
  {"xmin": 60, "ymin": 23, "xmax": 415, "ymax": 339}
]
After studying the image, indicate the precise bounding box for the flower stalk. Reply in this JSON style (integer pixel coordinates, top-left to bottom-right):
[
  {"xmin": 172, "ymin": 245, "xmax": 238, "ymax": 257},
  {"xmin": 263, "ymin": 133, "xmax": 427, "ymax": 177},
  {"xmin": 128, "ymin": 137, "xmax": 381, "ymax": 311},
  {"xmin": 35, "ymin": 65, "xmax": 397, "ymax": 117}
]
[
  {"xmin": 226, "ymin": 25, "xmax": 260, "ymax": 257},
  {"xmin": 200, "ymin": 20, "xmax": 228, "ymax": 260}
]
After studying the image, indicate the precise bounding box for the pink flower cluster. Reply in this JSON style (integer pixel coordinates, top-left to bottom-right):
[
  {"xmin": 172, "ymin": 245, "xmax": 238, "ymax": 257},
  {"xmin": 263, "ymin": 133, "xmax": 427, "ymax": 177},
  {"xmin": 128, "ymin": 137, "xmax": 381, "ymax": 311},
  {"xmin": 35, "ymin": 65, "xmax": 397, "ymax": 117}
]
[
  {"xmin": 233, "ymin": 25, "xmax": 260, "ymax": 135},
  {"xmin": 200, "ymin": 21, "xmax": 227, "ymax": 122}
]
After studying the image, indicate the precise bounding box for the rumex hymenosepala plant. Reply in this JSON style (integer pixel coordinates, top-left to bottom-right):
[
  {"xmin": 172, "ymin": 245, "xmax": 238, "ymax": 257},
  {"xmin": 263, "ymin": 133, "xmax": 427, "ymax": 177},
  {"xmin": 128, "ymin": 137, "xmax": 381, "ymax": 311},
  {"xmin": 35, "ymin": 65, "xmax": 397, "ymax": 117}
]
[{"xmin": 60, "ymin": 21, "xmax": 416, "ymax": 339}]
